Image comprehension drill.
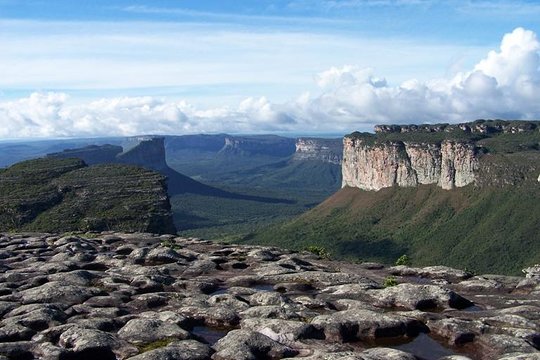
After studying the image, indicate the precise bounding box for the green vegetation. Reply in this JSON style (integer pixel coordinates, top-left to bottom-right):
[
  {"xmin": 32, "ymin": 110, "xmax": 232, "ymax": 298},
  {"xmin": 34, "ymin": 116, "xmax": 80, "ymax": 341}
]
[
  {"xmin": 172, "ymin": 187, "xmax": 331, "ymax": 242},
  {"xmin": 0, "ymin": 158, "xmax": 175, "ymax": 234},
  {"xmin": 137, "ymin": 339, "xmax": 172, "ymax": 353},
  {"xmin": 383, "ymin": 276, "xmax": 398, "ymax": 288},
  {"xmin": 161, "ymin": 239, "xmax": 181, "ymax": 250},
  {"xmin": 305, "ymin": 245, "xmax": 331, "ymax": 259},
  {"xmin": 348, "ymin": 120, "xmax": 540, "ymax": 154},
  {"xmin": 395, "ymin": 255, "xmax": 411, "ymax": 266},
  {"xmin": 243, "ymin": 152, "xmax": 540, "ymax": 275}
]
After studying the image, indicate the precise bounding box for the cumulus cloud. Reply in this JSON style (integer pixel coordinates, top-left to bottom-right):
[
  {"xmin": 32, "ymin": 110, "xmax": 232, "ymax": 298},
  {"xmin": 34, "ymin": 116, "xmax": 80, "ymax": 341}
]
[
  {"xmin": 1, "ymin": 27, "xmax": 540, "ymax": 138},
  {"xmin": 294, "ymin": 27, "xmax": 540, "ymax": 126},
  {"xmin": 0, "ymin": 93, "xmax": 296, "ymax": 138}
]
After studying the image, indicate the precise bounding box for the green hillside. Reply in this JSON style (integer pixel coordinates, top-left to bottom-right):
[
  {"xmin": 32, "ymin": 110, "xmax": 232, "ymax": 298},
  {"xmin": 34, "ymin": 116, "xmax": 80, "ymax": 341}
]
[
  {"xmin": 0, "ymin": 158, "xmax": 176, "ymax": 234},
  {"xmin": 244, "ymin": 151, "xmax": 540, "ymax": 276}
]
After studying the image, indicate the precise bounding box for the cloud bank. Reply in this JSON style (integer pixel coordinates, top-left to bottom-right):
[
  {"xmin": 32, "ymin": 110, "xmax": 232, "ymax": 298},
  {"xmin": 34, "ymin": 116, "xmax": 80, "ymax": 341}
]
[{"xmin": 1, "ymin": 27, "xmax": 539, "ymax": 138}]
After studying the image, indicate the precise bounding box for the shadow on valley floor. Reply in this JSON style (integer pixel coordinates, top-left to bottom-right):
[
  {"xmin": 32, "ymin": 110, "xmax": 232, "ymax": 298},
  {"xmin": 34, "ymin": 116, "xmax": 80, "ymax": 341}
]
[{"xmin": 164, "ymin": 168, "xmax": 296, "ymax": 205}]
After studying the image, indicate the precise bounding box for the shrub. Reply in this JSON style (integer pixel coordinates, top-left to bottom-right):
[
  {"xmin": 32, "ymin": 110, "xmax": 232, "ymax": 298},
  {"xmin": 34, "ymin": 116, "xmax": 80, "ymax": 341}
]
[
  {"xmin": 383, "ymin": 276, "xmax": 398, "ymax": 287},
  {"xmin": 395, "ymin": 254, "xmax": 411, "ymax": 266},
  {"xmin": 305, "ymin": 245, "xmax": 331, "ymax": 259}
]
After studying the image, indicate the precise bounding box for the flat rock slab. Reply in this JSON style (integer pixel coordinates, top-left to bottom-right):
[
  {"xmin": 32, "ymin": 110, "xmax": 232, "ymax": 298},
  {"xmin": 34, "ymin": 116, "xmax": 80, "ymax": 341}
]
[{"xmin": 0, "ymin": 232, "xmax": 537, "ymax": 360}]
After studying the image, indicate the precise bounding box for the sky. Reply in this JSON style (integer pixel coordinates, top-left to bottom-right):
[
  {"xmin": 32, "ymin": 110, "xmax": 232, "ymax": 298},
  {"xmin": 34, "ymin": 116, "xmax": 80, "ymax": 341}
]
[{"xmin": 1, "ymin": 0, "xmax": 540, "ymax": 138}]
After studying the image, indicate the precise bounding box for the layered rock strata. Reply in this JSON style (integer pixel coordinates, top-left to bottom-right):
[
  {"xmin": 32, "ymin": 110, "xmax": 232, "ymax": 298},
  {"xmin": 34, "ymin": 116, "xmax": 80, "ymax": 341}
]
[
  {"xmin": 293, "ymin": 138, "xmax": 343, "ymax": 165},
  {"xmin": 342, "ymin": 138, "xmax": 478, "ymax": 191},
  {"xmin": 0, "ymin": 232, "xmax": 538, "ymax": 360}
]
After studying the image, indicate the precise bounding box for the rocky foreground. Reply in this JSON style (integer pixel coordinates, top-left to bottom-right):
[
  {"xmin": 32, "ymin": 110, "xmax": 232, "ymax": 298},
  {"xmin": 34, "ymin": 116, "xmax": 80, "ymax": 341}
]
[{"xmin": 0, "ymin": 233, "xmax": 538, "ymax": 360}]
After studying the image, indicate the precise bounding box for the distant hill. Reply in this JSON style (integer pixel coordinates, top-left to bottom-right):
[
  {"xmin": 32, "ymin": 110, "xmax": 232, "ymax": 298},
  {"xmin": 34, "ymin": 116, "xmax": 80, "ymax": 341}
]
[
  {"xmin": 244, "ymin": 120, "xmax": 540, "ymax": 275},
  {"xmin": 0, "ymin": 157, "xmax": 176, "ymax": 234}
]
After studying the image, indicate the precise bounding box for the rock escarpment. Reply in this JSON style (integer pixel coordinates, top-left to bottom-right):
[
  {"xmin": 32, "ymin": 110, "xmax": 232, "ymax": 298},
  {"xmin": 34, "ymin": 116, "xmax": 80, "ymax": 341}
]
[
  {"xmin": 117, "ymin": 137, "xmax": 169, "ymax": 172},
  {"xmin": 218, "ymin": 136, "xmax": 296, "ymax": 157},
  {"xmin": 48, "ymin": 137, "xmax": 169, "ymax": 172},
  {"xmin": 343, "ymin": 120, "xmax": 540, "ymax": 191},
  {"xmin": 342, "ymin": 138, "xmax": 478, "ymax": 190},
  {"xmin": 0, "ymin": 232, "xmax": 538, "ymax": 360},
  {"xmin": 293, "ymin": 138, "xmax": 343, "ymax": 165}
]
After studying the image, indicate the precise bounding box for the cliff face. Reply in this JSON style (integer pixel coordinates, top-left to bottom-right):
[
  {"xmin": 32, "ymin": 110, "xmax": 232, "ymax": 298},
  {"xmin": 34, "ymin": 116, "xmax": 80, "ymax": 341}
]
[
  {"xmin": 293, "ymin": 138, "xmax": 343, "ymax": 164},
  {"xmin": 47, "ymin": 137, "xmax": 168, "ymax": 171},
  {"xmin": 117, "ymin": 137, "xmax": 168, "ymax": 171},
  {"xmin": 342, "ymin": 138, "xmax": 478, "ymax": 191},
  {"xmin": 219, "ymin": 135, "xmax": 296, "ymax": 157}
]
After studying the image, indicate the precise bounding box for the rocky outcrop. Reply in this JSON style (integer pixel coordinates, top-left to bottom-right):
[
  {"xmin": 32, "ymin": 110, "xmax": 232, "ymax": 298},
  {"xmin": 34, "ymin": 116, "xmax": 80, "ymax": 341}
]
[
  {"xmin": 292, "ymin": 138, "xmax": 343, "ymax": 164},
  {"xmin": 0, "ymin": 232, "xmax": 538, "ymax": 360},
  {"xmin": 342, "ymin": 137, "xmax": 478, "ymax": 191},
  {"xmin": 374, "ymin": 120, "xmax": 539, "ymax": 135},
  {"xmin": 48, "ymin": 137, "xmax": 168, "ymax": 171}
]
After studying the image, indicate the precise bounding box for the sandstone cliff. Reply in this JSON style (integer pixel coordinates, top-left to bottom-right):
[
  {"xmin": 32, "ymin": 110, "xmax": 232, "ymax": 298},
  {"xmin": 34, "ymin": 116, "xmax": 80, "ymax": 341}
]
[
  {"xmin": 342, "ymin": 120, "xmax": 540, "ymax": 191},
  {"xmin": 342, "ymin": 138, "xmax": 478, "ymax": 190},
  {"xmin": 292, "ymin": 138, "xmax": 343, "ymax": 164}
]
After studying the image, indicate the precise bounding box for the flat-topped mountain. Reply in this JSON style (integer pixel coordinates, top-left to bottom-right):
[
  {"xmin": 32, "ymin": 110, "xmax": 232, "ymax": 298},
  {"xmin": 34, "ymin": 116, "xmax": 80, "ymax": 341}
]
[
  {"xmin": 343, "ymin": 120, "xmax": 539, "ymax": 191},
  {"xmin": 0, "ymin": 231, "xmax": 538, "ymax": 360},
  {"xmin": 0, "ymin": 158, "xmax": 175, "ymax": 234}
]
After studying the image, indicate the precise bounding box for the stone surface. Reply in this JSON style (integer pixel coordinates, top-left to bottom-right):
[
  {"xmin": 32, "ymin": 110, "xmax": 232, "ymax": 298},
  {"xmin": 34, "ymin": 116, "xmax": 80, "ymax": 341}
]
[
  {"xmin": 372, "ymin": 283, "xmax": 473, "ymax": 310},
  {"xmin": 213, "ymin": 329, "xmax": 298, "ymax": 360},
  {"xmin": 0, "ymin": 232, "xmax": 537, "ymax": 360}
]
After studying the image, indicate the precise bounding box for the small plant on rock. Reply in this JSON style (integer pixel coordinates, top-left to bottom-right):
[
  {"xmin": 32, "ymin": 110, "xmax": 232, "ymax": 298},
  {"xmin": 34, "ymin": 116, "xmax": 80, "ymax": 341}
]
[
  {"xmin": 395, "ymin": 254, "xmax": 411, "ymax": 266},
  {"xmin": 383, "ymin": 276, "xmax": 398, "ymax": 288},
  {"xmin": 137, "ymin": 339, "xmax": 172, "ymax": 353},
  {"xmin": 305, "ymin": 245, "xmax": 331, "ymax": 259},
  {"xmin": 161, "ymin": 240, "xmax": 181, "ymax": 250}
]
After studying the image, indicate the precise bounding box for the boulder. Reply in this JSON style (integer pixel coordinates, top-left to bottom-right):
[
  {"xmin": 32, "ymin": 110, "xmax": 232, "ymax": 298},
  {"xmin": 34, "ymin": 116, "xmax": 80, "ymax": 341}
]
[{"xmin": 213, "ymin": 329, "xmax": 298, "ymax": 360}]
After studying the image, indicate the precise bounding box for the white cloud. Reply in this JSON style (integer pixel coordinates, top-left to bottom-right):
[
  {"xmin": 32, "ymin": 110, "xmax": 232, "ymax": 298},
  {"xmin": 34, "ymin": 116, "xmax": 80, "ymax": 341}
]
[{"xmin": 1, "ymin": 27, "xmax": 540, "ymax": 138}]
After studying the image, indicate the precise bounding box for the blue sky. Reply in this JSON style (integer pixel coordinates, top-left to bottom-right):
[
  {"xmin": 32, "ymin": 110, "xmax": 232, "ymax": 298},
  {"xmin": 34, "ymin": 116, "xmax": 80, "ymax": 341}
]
[{"xmin": 1, "ymin": 1, "xmax": 540, "ymax": 137}]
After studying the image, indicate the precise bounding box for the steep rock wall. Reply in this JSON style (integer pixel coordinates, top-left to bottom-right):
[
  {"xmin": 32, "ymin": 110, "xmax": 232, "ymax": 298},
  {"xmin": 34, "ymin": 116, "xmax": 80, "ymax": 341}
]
[
  {"xmin": 219, "ymin": 135, "xmax": 296, "ymax": 157},
  {"xmin": 342, "ymin": 138, "xmax": 478, "ymax": 191},
  {"xmin": 117, "ymin": 137, "xmax": 168, "ymax": 171},
  {"xmin": 293, "ymin": 138, "xmax": 343, "ymax": 164}
]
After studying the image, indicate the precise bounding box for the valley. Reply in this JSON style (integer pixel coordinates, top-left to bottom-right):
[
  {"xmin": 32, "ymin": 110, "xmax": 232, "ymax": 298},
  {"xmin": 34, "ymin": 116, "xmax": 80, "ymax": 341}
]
[{"xmin": 1, "ymin": 119, "xmax": 539, "ymax": 276}]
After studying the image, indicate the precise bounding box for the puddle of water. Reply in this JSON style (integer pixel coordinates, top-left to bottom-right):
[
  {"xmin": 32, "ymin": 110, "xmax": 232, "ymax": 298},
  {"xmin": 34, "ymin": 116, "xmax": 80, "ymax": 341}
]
[
  {"xmin": 463, "ymin": 304, "xmax": 483, "ymax": 312},
  {"xmin": 209, "ymin": 287, "xmax": 228, "ymax": 295},
  {"xmin": 191, "ymin": 326, "xmax": 231, "ymax": 345},
  {"xmin": 252, "ymin": 284, "xmax": 275, "ymax": 292},
  {"xmin": 389, "ymin": 333, "xmax": 456, "ymax": 360},
  {"xmin": 402, "ymin": 276, "xmax": 433, "ymax": 285}
]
